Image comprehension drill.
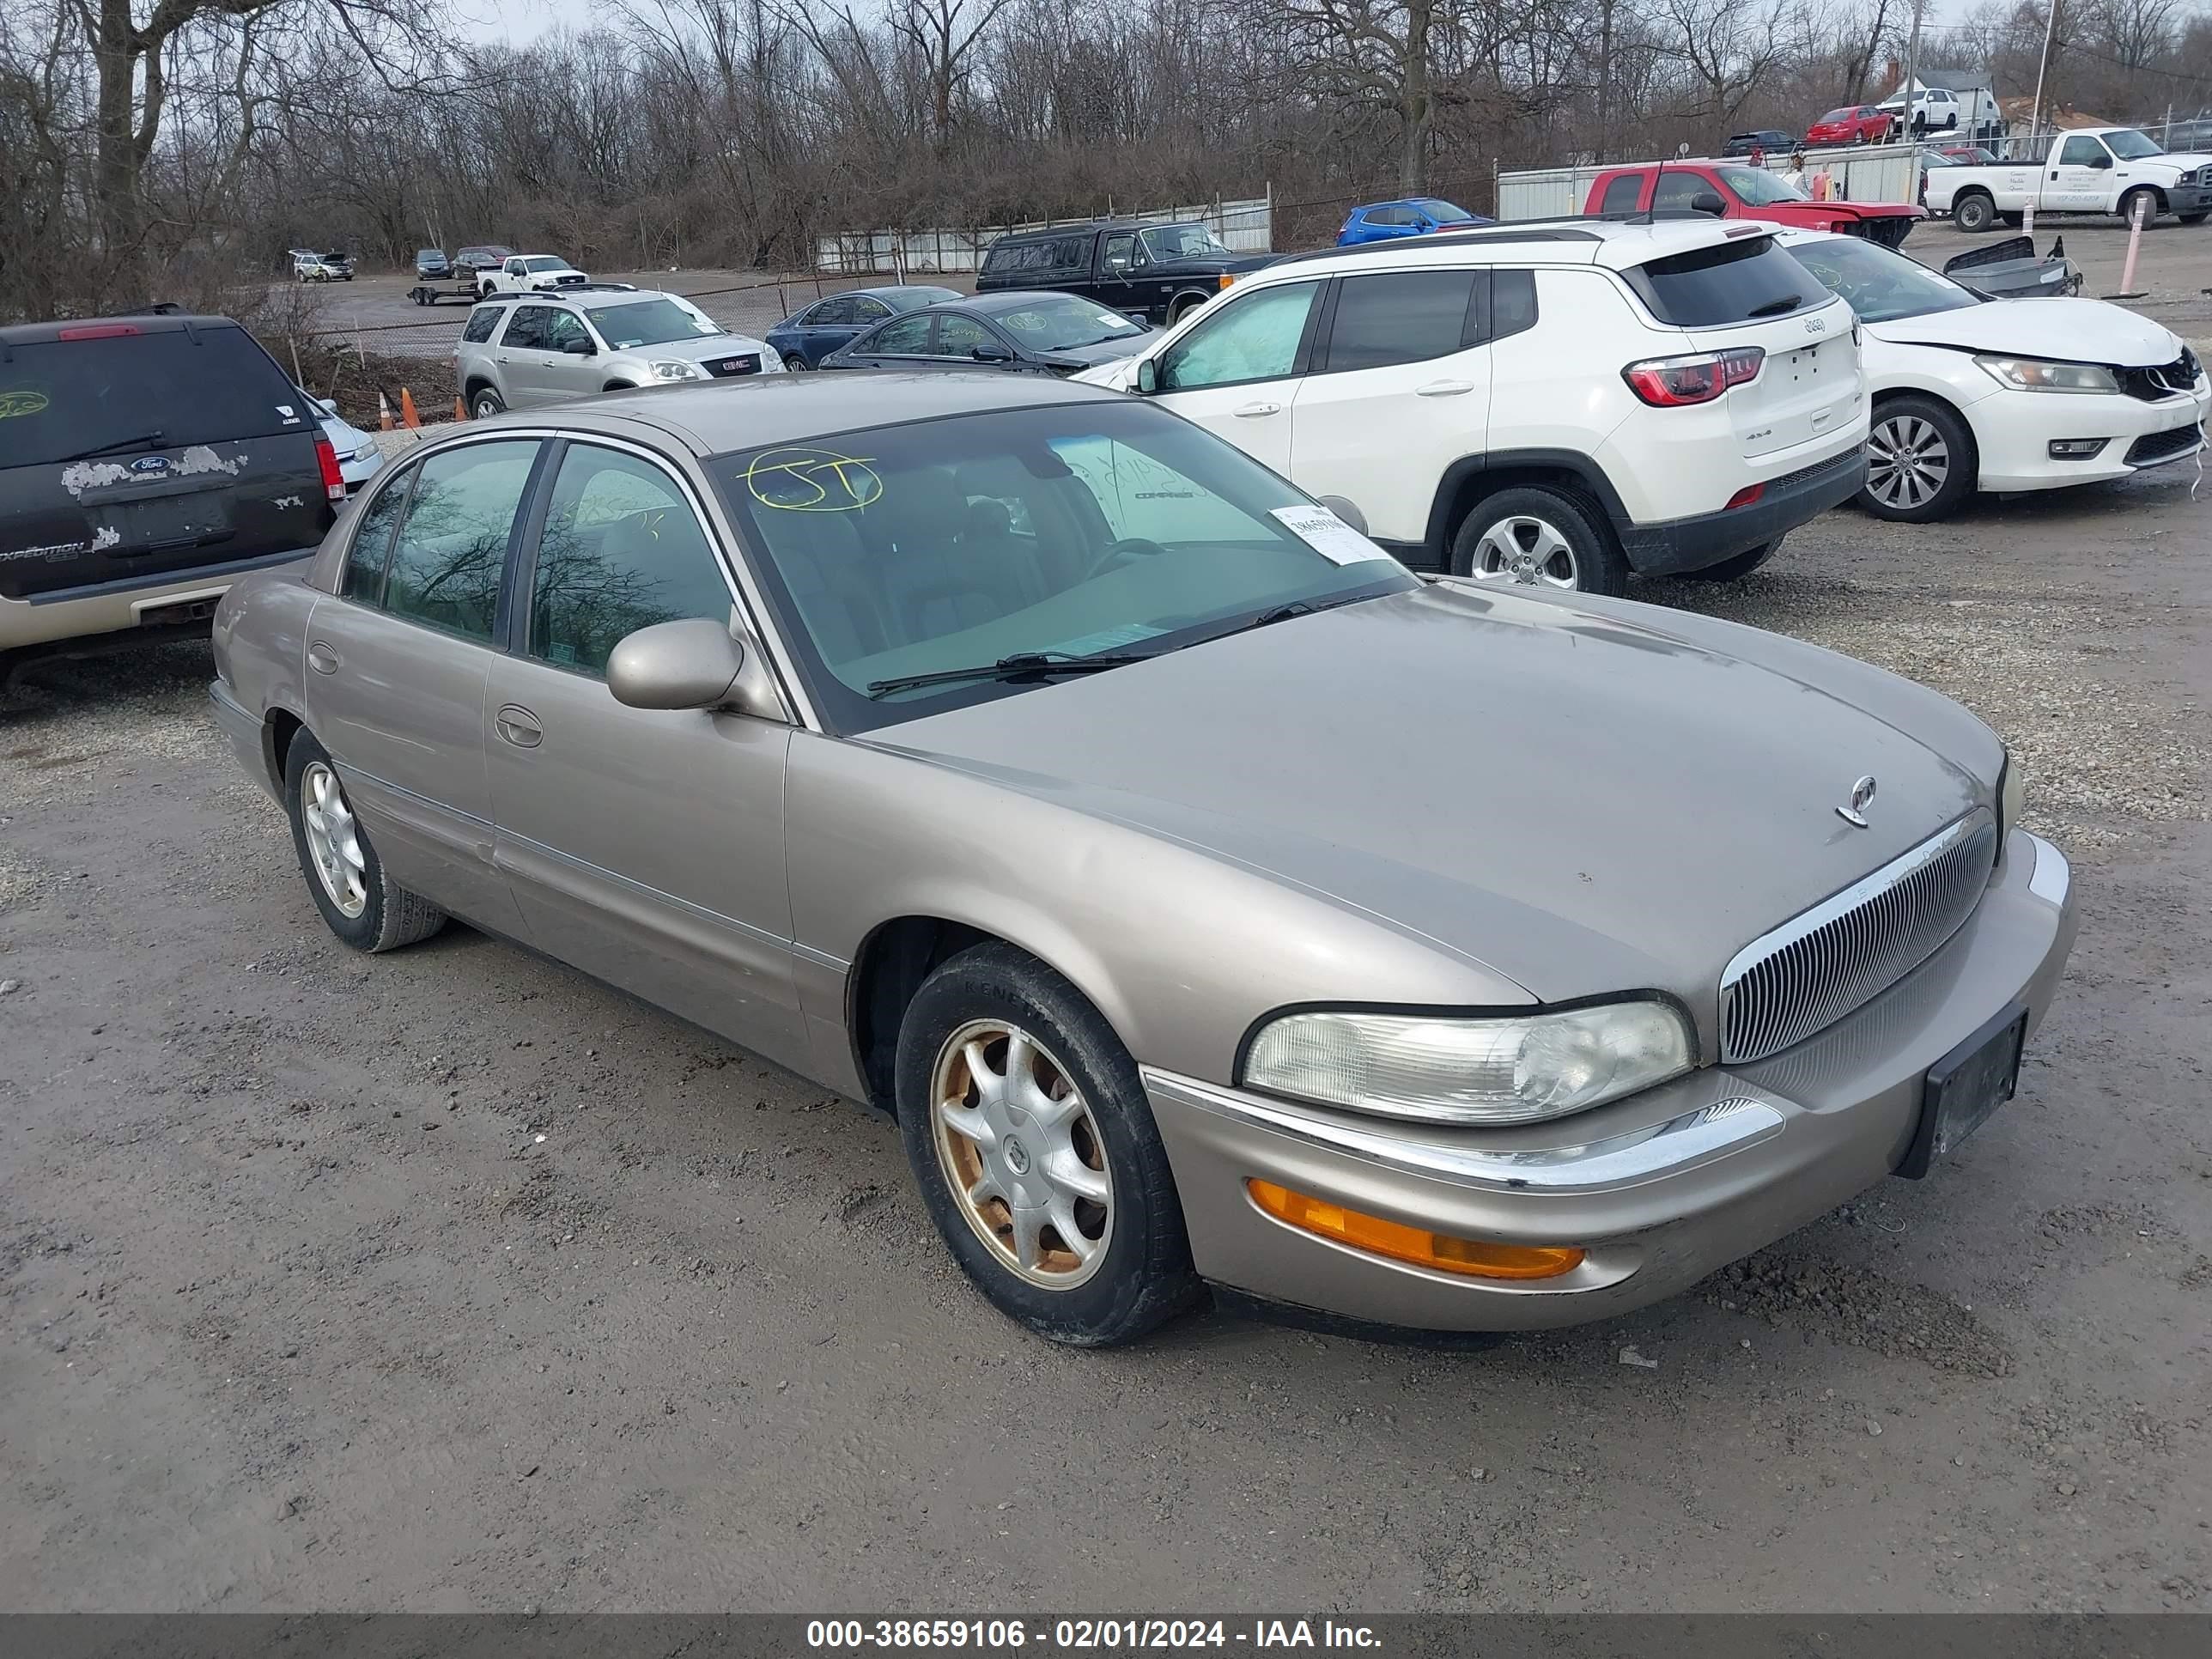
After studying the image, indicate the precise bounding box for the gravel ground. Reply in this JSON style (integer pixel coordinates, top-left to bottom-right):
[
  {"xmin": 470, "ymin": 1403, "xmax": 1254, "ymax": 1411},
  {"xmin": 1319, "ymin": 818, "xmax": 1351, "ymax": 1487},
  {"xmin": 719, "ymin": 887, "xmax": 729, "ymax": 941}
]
[{"xmin": 2, "ymin": 473, "xmax": 2209, "ymax": 1613}]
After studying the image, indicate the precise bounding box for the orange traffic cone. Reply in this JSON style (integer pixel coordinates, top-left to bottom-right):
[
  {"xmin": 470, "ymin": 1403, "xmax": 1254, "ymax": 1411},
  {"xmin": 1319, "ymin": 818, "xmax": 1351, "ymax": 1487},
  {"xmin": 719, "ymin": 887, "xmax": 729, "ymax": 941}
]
[
  {"xmin": 399, "ymin": 387, "xmax": 420, "ymax": 429},
  {"xmin": 377, "ymin": 390, "xmax": 393, "ymax": 431},
  {"xmin": 453, "ymin": 396, "xmax": 468, "ymax": 422}
]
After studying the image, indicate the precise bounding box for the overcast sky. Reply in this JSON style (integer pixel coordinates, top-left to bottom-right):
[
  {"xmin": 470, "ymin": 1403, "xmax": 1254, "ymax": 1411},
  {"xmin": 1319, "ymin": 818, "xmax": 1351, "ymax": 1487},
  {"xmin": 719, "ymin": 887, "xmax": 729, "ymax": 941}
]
[{"xmin": 458, "ymin": 0, "xmax": 1993, "ymax": 50}]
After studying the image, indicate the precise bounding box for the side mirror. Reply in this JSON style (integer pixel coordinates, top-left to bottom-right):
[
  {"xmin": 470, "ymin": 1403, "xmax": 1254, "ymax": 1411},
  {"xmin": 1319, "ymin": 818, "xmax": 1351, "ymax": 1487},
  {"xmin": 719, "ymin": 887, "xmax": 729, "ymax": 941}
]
[
  {"xmin": 1316, "ymin": 495, "xmax": 1369, "ymax": 537},
  {"xmin": 1135, "ymin": 357, "xmax": 1158, "ymax": 394},
  {"xmin": 2089, "ymin": 153, "xmax": 2112, "ymax": 169},
  {"xmin": 1692, "ymin": 191, "xmax": 1727, "ymax": 216},
  {"xmin": 607, "ymin": 618, "xmax": 755, "ymax": 712},
  {"xmin": 969, "ymin": 340, "xmax": 1014, "ymax": 363},
  {"xmin": 562, "ymin": 337, "xmax": 594, "ymax": 356}
]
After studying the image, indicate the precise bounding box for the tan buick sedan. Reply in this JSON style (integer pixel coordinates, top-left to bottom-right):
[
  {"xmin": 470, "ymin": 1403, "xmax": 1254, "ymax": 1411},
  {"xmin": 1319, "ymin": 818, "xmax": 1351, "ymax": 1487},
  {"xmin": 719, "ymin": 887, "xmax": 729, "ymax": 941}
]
[{"xmin": 210, "ymin": 375, "xmax": 2077, "ymax": 1346}]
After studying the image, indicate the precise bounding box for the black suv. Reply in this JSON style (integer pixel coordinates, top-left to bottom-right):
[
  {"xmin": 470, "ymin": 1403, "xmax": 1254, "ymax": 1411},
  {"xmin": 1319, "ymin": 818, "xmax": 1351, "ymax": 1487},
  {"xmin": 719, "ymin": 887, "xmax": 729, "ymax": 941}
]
[
  {"xmin": 973, "ymin": 220, "xmax": 1274, "ymax": 326},
  {"xmin": 0, "ymin": 313, "xmax": 340, "ymax": 665}
]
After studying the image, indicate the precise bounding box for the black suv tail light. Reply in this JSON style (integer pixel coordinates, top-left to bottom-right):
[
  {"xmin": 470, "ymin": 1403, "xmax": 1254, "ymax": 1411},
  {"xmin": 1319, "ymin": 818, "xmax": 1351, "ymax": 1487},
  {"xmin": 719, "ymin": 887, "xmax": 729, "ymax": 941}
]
[{"xmin": 313, "ymin": 436, "xmax": 346, "ymax": 503}]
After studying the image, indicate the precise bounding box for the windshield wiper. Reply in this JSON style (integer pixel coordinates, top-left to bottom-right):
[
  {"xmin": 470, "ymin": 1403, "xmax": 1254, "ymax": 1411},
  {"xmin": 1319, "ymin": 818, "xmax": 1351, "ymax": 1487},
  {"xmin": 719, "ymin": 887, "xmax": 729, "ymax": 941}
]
[
  {"xmin": 866, "ymin": 651, "xmax": 1154, "ymax": 697},
  {"xmin": 58, "ymin": 429, "xmax": 167, "ymax": 464},
  {"xmin": 1747, "ymin": 295, "xmax": 1804, "ymax": 317}
]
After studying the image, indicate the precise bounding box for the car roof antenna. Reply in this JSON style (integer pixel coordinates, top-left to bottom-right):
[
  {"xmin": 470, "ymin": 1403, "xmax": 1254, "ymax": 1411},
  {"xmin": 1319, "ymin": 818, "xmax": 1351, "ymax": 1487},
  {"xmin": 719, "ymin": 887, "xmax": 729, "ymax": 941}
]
[{"xmin": 1635, "ymin": 143, "xmax": 1692, "ymax": 224}]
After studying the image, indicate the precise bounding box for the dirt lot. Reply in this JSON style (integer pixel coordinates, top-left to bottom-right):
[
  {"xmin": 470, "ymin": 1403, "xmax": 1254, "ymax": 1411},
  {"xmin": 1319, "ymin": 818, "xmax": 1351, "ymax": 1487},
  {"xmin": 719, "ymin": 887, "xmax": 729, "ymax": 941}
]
[{"xmin": 3, "ymin": 468, "xmax": 2210, "ymax": 1613}]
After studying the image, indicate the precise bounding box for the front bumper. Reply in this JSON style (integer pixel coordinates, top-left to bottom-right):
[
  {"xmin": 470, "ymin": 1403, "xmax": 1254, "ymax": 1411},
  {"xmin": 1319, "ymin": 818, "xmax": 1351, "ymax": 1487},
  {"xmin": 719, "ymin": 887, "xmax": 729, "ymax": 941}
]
[
  {"xmin": 1144, "ymin": 829, "xmax": 2077, "ymax": 1333},
  {"xmin": 2162, "ymin": 183, "xmax": 2212, "ymax": 216},
  {"xmin": 1617, "ymin": 445, "xmax": 1867, "ymax": 575},
  {"xmin": 1974, "ymin": 380, "xmax": 2210, "ymax": 491}
]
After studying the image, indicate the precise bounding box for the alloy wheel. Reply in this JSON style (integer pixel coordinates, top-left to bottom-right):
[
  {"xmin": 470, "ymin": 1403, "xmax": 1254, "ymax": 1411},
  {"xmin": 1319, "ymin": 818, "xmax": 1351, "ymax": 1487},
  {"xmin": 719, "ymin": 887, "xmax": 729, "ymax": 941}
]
[
  {"xmin": 1469, "ymin": 514, "xmax": 1581, "ymax": 588},
  {"xmin": 300, "ymin": 760, "xmax": 368, "ymax": 919},
  {"xmin": 930, "ymin": 1018, "xmax": 1114, "ymax": 1289},
  {"xmin": 1867, "ymin": 415, "xmax": 1950, "ymax": 511}
]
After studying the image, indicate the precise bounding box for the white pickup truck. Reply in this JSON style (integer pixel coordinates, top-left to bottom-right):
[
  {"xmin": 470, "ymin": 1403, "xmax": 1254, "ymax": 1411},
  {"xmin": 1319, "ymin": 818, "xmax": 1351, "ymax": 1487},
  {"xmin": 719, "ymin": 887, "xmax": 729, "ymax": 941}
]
[
  {"xmin": 1928, "ymin": 127, "xmax": 2212, "ymax": 232},
  {"xmin": 476, "ymin": 252, "xmax": 592, "ymax": 297}
]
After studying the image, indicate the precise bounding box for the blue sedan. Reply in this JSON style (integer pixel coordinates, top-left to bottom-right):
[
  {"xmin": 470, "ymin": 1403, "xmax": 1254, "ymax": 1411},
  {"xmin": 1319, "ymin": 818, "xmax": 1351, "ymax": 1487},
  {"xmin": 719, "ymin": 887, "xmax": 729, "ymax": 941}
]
[
  {"xmin": 1336, "ymin": 198, "xmax": 1490, "ymax": 246},
  {"xmin": 764, "ymin": 283, "xmax": 962, "ymax": 370}
]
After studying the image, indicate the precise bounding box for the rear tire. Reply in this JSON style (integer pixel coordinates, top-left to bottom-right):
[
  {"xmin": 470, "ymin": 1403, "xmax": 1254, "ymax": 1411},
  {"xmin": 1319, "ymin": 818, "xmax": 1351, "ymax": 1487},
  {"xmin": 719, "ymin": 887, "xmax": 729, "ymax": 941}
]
[
  {"xmin": 283, "ymin": 733, "xmax": 447, "ymax": 954},
  {"xmin": 469, "ymin": 386, "xmax": 505, "ymax": 419},
  {"xmin": 896, "ymin": 944, "xmax": 1199, "ymax": 1346},
  {"xmin": 782, "ymin": 353, "xmax": 810, "ymax": 372},
  {"xmin": 1449, "ymin": 486, "xmax": 1627, "ymax": 598},
  {"xmin": 1678, "ymin": 539, "xmax": 1781, "ymax": 582},
  {"xmin": 1861, "ymin": 396, "xmax": 1977, "ymax": 523},
  {"xmin": 1953, "ymin": 192, "xmax": 1996, "ymax": 234}
]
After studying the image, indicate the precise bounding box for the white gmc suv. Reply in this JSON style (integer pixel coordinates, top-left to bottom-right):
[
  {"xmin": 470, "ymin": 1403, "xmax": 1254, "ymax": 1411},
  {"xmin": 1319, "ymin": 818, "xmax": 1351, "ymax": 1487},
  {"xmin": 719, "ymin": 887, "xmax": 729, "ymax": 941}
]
[{"xmin": 1077, "ymin": 218, "xmax": 1870, "ymax": 594}]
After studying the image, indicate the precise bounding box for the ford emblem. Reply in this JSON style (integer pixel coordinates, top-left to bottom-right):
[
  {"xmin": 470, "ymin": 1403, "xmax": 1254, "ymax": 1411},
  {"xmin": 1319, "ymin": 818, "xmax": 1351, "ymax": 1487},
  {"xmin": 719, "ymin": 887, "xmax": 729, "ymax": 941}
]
[{"xmin": 129, "ymin": 454, "xmax": 171, "ymax": 474}]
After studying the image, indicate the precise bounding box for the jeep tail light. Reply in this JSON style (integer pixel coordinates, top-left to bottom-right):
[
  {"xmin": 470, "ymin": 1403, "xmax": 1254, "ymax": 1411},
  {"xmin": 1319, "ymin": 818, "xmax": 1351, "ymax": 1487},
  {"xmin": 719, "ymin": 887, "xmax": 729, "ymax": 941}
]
[
  {"xmin": 313, "ymin": 436, "xmax": 346, "ymax": 503},
  {"xmin": 1621, "ymin": 347, "xmax": 1765, "ymax": 407}
]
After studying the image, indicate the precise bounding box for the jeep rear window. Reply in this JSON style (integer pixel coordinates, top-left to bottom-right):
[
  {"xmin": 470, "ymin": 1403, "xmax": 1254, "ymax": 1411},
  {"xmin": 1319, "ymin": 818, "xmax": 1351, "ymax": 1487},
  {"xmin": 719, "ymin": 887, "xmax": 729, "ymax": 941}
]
[
  {"xmin": 0, "ymin": 327, "xmax": 306, "ymax": 469},
  {"xmin": 1621, "ymin": 237, "xmax": 1833, "ymax": 327}
]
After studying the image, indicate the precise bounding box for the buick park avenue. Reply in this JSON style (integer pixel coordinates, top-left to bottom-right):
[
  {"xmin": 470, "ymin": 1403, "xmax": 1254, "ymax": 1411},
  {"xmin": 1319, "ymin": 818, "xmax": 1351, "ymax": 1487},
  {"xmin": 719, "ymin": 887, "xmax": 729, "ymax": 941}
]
[{"xmin": 210, "ymin": 375, "xmax": 2076, "ymax": 1345}]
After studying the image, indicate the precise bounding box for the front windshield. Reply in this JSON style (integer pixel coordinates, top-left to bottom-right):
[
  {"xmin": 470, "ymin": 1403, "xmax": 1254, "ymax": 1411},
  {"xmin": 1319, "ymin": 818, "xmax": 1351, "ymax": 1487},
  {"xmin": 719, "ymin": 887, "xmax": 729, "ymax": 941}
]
[
  {"xmin": 1723, "ymin": 167, "xmax": 1811, "ymax": 205},
  {"xmin": 710, "ymin": 401, "xmax": 1413, "ymax": 731},
  {"xmin": 591, "ymin": 298, "xmax": 719, "ymax": 348},
  {"xmin": 1141, "ymin": 225, "xmax": 1231, "ymax": 263},
  {"xmin": 991, "ymin": 297, "xmax": 1146, "ymax": 352},
  {"xmin": 2105, "ymin": 129, "xmax": 2162, "ymax": 160},
  {"xmin": 1785, "ymin": 236, "xmax": 1979, "ymax": 325},
  {"xmin": 523, "ymin": 256, "xmax": 568, "ymax": 272}
]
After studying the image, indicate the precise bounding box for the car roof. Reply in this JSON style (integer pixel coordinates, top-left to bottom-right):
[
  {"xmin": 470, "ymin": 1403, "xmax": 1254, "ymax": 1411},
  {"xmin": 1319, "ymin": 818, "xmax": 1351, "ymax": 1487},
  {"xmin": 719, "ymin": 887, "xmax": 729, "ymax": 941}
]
[
  {"xmin": 854, "ymin": 283, "xmax": 958, "ymax": 297},
  {"xmin": 0, "ymin": 312, "xmax": 246, "ymax": 347},
  {"xmin": 990, "ymin": 219, "xmax": 1200, "ymax": 244},
  {"xmin": 951, "ymin": 290, "xmax": 1105, "ymax": 315},
  {"xmin": 1263, "ymin": 215, "xmax": 1764, "ymax": 277},
  {"xmin": 452, "ymin": 373, "xmax": 1127, "ymax": 459}
]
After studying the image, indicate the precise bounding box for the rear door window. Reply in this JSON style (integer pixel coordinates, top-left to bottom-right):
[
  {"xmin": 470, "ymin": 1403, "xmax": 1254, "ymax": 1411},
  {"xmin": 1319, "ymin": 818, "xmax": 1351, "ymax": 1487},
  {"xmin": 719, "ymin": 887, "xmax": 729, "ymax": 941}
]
[
  {"xmin": 343, "ymin": 465, "xmax": 415, "ymax": 605},
  {"xmin": 1620, "ymin": 237, "xmax": 1833, "ymax": 326},
  {"xmin": 0, "ymin": 325, "xmax": 305, "ymax": 468},
  {"xmin": 382, "ymin": 440, "xmax": 541, "ymax": 643},
  {"xmin": 1599, "ymin": 174, "xmax": 1644, "ymax": 214},
  {"xmin": 869, "ymin": 315, "xmax": 934, "ymax": 355},
  {"xmin": 502, "ymin": 307, "xmax": 553, "ymax": 350},
  {"xmin": 1320, "ymin": 270, "xmax": 1478, "ymax": 371}
]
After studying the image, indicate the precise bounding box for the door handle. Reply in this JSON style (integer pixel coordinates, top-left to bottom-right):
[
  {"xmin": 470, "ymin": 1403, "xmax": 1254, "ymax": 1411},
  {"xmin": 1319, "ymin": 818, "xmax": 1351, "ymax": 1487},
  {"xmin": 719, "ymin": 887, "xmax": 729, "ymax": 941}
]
[
  {"xmin": 495, "ymin": 355, "xmax": 513, "ymax": 363},
  {"xmin": 1416, "ymin": 380, "xmax": 1476, "ymax": 397},
  {"xmin": 1233, "ymin": 401, "xmax": 1282, "ymax": 417},
  {"xmin": 495, "ymin": 704, "xmax": 543, "ymax": 748},
  {"xmin": 307, "ymin": 643, "xmax": 339, "ymax": 675}
]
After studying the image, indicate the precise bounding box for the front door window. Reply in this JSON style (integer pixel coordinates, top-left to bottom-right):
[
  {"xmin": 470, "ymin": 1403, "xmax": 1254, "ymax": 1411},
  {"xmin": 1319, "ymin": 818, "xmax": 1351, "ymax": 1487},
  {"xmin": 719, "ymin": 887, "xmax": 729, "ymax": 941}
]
[{"xmin": 1156, "ymin": 282, "xmax": 1321, "ymax": 391}]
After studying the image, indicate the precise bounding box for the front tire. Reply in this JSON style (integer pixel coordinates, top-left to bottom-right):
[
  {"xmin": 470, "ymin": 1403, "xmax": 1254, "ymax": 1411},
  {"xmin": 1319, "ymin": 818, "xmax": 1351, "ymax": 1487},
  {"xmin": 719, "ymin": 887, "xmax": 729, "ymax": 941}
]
[
  {"xmin": 1953, "ymin": 191, "xmax": 1996, "ymax": 234},
  {"xmin": 1861, "ymin": 396, "xmax": 1977, "ymax": 523},
  {"xmin": 470, "ymin": 386, "xmax": 506, "ymax": 420},
  {"xmin": 2120, "ymin": 186, "xmax": 2161, "ymax": 228},
  {"xmin": 1449, "ymin": 485, "xmax": 1627, "ymax": 597},
  {"xmin": 896, "ymin": 944, "xmax": 1198, "ymax": 1346},
  {"xmin": 284, "ymin": 733, "xmax": 447, "ymax": 953}
]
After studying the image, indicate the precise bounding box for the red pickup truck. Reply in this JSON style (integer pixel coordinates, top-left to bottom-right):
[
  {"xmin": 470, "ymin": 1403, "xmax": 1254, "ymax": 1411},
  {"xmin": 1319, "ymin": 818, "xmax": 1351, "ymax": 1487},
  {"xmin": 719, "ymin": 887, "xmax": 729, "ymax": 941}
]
[{"xmin": 1586, "ymin": 162, "xmax": 1923, "ymax": 247}]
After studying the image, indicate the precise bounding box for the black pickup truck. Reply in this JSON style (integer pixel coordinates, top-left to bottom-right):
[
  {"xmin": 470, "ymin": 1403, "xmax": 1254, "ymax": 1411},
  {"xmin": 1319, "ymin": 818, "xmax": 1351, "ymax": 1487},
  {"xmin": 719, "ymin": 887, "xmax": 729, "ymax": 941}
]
[{"xmin": 973, "ymin": 220, "xmax": 1276, "ymax": 327}]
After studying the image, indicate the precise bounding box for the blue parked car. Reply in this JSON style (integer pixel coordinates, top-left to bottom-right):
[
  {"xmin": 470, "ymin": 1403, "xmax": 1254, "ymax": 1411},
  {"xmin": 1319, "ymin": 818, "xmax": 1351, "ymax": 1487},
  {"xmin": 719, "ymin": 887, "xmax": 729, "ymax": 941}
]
[
  {"xmin": 1336, "ymin": 198, "xmax": 1490, "ymax": 246},
  {"xmin": 764, "ymin": 283, "xmax": 961, "ymax": 370}
]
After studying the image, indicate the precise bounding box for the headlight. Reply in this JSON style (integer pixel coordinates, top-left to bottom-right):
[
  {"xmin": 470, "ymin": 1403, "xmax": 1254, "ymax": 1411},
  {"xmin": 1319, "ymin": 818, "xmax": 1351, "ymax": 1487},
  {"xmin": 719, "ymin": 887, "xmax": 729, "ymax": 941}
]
[
  {"xmin": 2000, "ymin": 749, "xmax": 2026, "ymax": 843},
  {"xmin": 1975, "ymin": 355, "xmax": 2119, "ymax": 394},
  {"xmin": 648, "ymin": 359, "xmax": 705, "ymax": 381},
  {"xmin": 1240, "ymin": 1000, "xmax": 1695, "ymax": 1127}
]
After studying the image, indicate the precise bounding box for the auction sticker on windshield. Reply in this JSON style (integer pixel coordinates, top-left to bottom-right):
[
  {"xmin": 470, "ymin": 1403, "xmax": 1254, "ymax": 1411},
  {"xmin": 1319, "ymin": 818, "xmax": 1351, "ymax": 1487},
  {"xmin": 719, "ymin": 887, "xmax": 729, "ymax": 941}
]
[{"xmin": 1271, "ymin": 504, "xmax": 1387, "ymax": 566}]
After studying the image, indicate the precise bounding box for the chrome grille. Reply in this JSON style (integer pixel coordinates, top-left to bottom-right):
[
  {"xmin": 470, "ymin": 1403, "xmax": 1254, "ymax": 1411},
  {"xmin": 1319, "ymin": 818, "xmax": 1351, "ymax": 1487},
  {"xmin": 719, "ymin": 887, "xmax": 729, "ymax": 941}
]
[{"xmin": 1721, "ymin": 811, "xmax": 1997, "ymax": 1063}]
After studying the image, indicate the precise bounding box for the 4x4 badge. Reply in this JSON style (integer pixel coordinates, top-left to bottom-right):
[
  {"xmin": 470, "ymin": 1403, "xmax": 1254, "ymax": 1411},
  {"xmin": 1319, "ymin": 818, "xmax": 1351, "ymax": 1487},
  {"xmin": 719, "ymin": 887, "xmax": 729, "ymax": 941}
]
[{"xmin": 1836, "ymin": 775, "xmax": 1878, "ymax": 827}]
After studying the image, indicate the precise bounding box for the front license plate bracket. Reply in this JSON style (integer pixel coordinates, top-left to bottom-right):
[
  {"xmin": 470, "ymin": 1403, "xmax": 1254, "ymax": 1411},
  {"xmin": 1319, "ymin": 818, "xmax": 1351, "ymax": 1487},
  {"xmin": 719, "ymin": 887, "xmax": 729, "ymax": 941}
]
[{"xmin": 1899, "ymin": 1001, "xmax": 2027, "ymax": 1179}]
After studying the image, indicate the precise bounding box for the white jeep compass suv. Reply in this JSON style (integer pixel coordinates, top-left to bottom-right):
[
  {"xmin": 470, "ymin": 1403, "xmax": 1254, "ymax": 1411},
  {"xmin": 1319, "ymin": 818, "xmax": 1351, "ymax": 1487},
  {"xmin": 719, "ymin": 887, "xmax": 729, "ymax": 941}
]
[{"xmin": 1079, "ymin": 218, "xmax": 1869, "ymax": 594}]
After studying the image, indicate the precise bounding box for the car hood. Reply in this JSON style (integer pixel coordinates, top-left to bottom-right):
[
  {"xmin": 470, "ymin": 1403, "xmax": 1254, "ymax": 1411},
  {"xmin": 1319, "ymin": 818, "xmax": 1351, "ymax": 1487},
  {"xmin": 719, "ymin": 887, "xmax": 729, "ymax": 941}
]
[
  {"xmin": 1042, "ymin": 332, "xmax": 1156, "ymax": 367},
  {"xmin": 861, "ymin": 583, "xmax": 1992, "ymax": 1006},
  {"xmin": 2133, "ymin": 149, "xmax": 2212, "ymax": 173},
  {"xmin": 627, "ymin": 332, "xmax": 773, "ymax": 365},
  {"xmin": 1870, "ymin": 295, "xmax": 2179, "ymax": 364}
]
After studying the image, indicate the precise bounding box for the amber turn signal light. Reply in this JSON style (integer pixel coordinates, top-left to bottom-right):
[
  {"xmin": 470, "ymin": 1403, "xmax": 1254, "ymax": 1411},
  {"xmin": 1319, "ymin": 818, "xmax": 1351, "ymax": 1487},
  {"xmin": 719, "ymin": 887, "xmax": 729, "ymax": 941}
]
[{"xmin": 1246, "ymin": 1180, "xmax": 1584, "ymax": 1280}]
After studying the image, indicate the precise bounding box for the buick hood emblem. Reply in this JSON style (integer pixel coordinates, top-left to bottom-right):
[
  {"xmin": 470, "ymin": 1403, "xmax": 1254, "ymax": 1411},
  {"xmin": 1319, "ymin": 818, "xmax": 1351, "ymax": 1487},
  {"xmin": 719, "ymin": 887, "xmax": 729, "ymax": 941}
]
[{"xmin": 1836, "ymin": 775, "xmax": 1878, "ymax": 828}]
